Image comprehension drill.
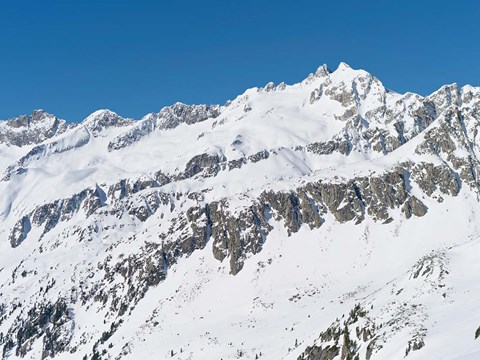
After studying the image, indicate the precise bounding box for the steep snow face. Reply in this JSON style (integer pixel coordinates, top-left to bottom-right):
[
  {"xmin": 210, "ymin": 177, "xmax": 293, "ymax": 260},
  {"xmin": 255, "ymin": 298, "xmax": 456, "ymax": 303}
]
[{"xmin": 1, "ymin": 63, "xmax": 480, "ymax": 360}]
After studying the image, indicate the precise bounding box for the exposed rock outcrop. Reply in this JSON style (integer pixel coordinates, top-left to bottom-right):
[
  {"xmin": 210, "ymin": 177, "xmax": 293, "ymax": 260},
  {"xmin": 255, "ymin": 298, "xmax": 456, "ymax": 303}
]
[{"xmin": 0, "ymin": 110, "xmax": 70, "ymax": 147}]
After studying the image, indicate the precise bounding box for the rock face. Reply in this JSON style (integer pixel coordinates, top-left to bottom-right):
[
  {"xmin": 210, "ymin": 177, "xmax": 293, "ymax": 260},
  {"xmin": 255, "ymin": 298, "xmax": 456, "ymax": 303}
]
[
  {"xmin": 297, "ymin": 305, "xmax": 374, "ymax": 360},
  {"xmin": 154, "ymin": 103, "xmax": 221, "ymax": 129},
  {"xmin": 181, "ymin": 153, "xmax": 226, "ymax": 179},
  {"xmin": 7, "ymin": 188, "xmax": 104, "ymax": 243},
  {"xmin": 9, "ymin": 216, "xmax": 31, "ymax": 248},
  {"xmin": 1, "ymin": 63, "xmax": 480, "ymax": 360},
  {"xmin": 402, "ymin": 196, "xmax": 428, "ymax": 219},
  {"xmin": 0, "ymin": 110, "xmax": 70, "ymax": 147},
  {"xmin": 307, "ymin": 140, "xmax": 352, "ymax": 156}
]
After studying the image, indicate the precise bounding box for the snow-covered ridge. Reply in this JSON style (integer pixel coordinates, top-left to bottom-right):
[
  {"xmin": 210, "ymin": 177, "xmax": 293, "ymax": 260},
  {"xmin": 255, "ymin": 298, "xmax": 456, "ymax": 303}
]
[{"xmin": 107, "ymin": 103, "xmax": 221, "ymax": 151}]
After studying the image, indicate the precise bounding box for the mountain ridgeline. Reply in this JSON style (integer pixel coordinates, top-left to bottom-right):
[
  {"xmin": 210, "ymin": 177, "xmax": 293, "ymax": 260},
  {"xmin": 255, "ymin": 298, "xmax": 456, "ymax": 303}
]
[{"xmin": 0, "ymin": 63, "xmax": 479, "ymax": 360}]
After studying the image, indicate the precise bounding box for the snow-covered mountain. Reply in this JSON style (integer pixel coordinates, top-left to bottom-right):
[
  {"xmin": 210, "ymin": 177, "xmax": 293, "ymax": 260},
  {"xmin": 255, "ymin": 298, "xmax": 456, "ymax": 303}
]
[{"xmin": 0, "ymin": 63, "xmax": 479, "ymax": 360}]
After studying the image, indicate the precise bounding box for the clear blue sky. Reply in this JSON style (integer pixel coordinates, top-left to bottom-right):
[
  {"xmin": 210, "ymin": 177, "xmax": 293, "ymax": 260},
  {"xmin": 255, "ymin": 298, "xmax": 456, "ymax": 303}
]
[{"xmin": 1, "ymin": 0, "xmax": 479, "ymax": 122}]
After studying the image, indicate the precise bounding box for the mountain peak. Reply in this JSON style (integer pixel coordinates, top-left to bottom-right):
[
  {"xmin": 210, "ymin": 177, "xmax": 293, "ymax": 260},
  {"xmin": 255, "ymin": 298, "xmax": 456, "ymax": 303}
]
[
  {"xmin": 337, "ymin": 61, "xmax": 352, "ymax": 71},
  {"xmin": 5, "ymin": 109, "xmax": 58, "ymax": 129},
  {"xmin": 315, "ymin": 64, "xmax": 331, "ymax": 77},
  {"xmin": 82, "ymin": 109, "xmax": 133, "ymax": 135},
  {"xmin": 30, "ymin": 109, "xmax": 48, "ymax": 121},
  {"xmin": 85, "ymin": 109, "xmax": 120, "ymax": 119},
  {"xmin": 0, "ymin": 110, "xmax": 68, "ymax": 147}
]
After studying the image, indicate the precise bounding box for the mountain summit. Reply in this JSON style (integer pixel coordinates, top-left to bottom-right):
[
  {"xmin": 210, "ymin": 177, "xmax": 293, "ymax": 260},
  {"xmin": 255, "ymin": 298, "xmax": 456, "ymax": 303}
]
[{"xmin": 0, "ymin": 63, "xmax": 479, "ymax": 360}]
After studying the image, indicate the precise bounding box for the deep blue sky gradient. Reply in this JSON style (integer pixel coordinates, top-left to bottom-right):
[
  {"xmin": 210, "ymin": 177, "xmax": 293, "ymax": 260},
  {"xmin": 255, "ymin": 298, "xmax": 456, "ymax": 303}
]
[{"xmin": 1, "ymin": 0, "xmax": 479, "ymax": 122}]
